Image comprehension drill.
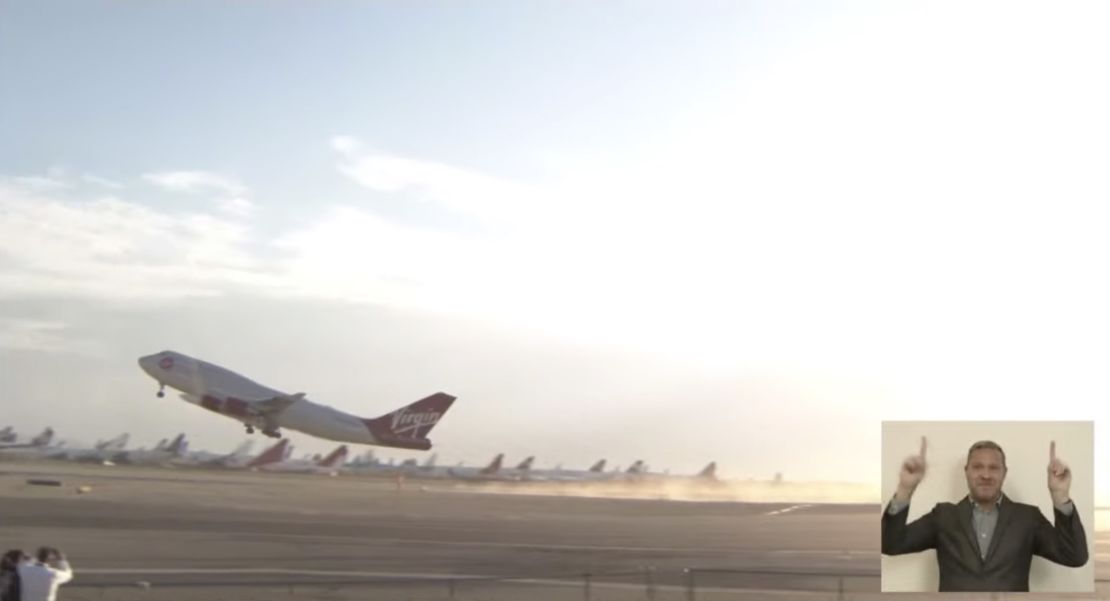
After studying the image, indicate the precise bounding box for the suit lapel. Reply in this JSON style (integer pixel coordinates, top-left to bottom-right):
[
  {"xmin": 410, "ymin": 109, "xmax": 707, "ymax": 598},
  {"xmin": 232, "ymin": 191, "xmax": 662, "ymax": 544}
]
[
  {"xmin": 957, "ymin": 497, "xmax": 981, "ymax": 561},
  {"xmin": 983, "ymin": 493, "xmax": 1014, "ymax": 565}
]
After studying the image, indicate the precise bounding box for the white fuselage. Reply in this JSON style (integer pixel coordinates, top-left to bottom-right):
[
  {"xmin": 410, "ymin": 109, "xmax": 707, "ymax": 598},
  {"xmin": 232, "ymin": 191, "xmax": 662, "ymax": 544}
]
[{"xmin": 139, "ymin": 351, "xmax": 378, "ymax": 445}]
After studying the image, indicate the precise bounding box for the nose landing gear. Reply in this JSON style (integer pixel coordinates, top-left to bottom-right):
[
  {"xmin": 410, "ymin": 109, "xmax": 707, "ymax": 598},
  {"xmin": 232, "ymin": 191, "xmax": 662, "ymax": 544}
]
[
  {"xmin": 245, "ymin": 425, "xmax": 255, "ymax": 434},
  {"xmin": 156, "ymin": 384, "xmax": 165, "ymax": 398}
]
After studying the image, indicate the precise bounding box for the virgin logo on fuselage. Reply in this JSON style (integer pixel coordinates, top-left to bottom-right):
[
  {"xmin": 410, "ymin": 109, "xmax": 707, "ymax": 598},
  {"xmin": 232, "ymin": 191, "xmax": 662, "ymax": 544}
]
[
  {"xmin": 390, "ymin": 408, "xmax": 441, "ymax": 436},
  {"xmin": 159, "ymin": 356, "xmax": 175, "ymax": 370}
]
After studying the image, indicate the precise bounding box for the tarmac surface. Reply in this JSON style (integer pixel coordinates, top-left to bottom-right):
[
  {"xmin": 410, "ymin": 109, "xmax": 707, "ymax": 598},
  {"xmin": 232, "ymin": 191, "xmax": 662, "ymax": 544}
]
[{"xmin": 1, "ymin": 461, "xmax": 1107, "ymax": 600}]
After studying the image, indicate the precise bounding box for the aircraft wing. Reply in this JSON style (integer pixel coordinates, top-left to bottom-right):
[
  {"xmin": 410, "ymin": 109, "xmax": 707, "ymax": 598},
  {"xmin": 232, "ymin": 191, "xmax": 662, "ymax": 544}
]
[
  {"xmin": 247, "ymin": 391, "xmax": 306, "ymax": 415},
  {"xmin": 185, "ymin": 392, "xmax": 305, "ymax": 419},
  {"xmin": 253, "ymin": 393, "xmax": 304, "ymax": 415}
]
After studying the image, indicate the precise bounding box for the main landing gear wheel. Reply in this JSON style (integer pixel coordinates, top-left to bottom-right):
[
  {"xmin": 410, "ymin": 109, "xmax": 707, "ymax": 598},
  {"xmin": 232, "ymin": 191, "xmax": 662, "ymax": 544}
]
[
  {"xmin": 245, "ymin": 425, "xmax": 255, "ymax": 434},
  {"xmin": 156, "ymin": 384, "xmax": 165, "ymax": 398},
  {"xmin": 262, "ymin": 428, "xmax": 282, "ymax": 439}
]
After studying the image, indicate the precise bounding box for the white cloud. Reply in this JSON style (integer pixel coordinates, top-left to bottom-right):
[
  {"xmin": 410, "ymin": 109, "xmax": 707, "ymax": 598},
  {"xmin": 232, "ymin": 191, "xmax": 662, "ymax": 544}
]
[
  {"xmin": 0, "ymin": 174, "xmax": 471, "ymax": 315},
  {"xmin": 218, "ymin": 197, "xmax": 255, "ymax": 217},
  {"xmin": 81, "ymin": 173, "xmax": 126, "ymax": 189},
  {"xmin": 0, "ymin": 318, "xmax": 103, "ymax": 355},
  {"xmin": 0, "ymin": 181, "xmax": 268, "ymax": 301},
  {"xmin": 332, "ymin": 136, "xmax": 548, "ymax": 225},
  {"xmin": 143, "ymin": 170, "xmax": 249, "ymax": 197},
  {"xmin": 330, "ymin": 135, "xmax": 363, "ymax": 155},
  {"xmin": 142, "ymin": 170, "xmax": 257, "ymax": 219},
  {"xmin": 10, "ymin": 175, "xmax": 70, "ymax": 192},
  {"xmin": 270, "ymin": 205, "xmax": 484, "ymax": 308}
]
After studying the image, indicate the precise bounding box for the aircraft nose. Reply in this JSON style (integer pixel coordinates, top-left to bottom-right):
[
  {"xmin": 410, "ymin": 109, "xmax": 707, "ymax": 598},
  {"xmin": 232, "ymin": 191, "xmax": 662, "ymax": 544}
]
[{"xmin": 138, "ymin": 353, "xmax": 162, "ymax": 375}]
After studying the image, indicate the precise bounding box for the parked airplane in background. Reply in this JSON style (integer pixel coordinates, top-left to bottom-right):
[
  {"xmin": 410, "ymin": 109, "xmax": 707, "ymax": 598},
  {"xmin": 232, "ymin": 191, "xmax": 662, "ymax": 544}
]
[
  {"xmin": 48, "ymin": 433, "xmax": 130, "ymax": 463},
  {"xmin": 0, "ymin": 428, "xmax": 58, "ymax": 460},
  {"xmin": 0, "ymin": 427, "xmax": 54, "ymax": 450},
  {"xmin": 504, "ymin": 456, "xmax": 535, "ymax": 481},
  {"xmin": 138, "ymin": 351, "xmax": 456, "ymax": 450},
  {"xmin": 623, "ymin": 460, "xmax": 646, "ymax": 477},
  {"xmin": 447, "ymin": 453, "xmax": 505, "ymax": 481},
  {"xmin": 243, "ymin": 439, "xmax": 293, "ymax": 470},
  {"xmin": 175, "ymin": 440, "xmax": 255, "ymax": 468},
  {"xmin": 344, "ymin": 449, "xmax": 381, "ymax": 470},
  {"xmin": 619, "ymin": 461, "xmax": 721, "ymax": 484},
  {"xmin": 259, "ymin": 445, "xmax": 349, "ymax": 475},
  {"xmin": 0, "ymin": 426, "xmax": 16, "ymax": 444},
  {"xmin": 694, "ymin": 461, "xmax": 718, "ymax": 481},
  {"xmin": 391, "ymin": 453, "xmax": 438, "ymax": 475},
  {"xmin": 533, "ymin": 459, "xmax": 610, "ymax": 482},
  {"xmin": 171, "ymin": 438, "xmax": 287, "ymax": 470},
  {"xmin": 96, "ymin": 433, "xmax": 131, "ymax": 451},
  {"xmin": 111, "ymin": 433, "xmax": 188, "ymax": 466}
]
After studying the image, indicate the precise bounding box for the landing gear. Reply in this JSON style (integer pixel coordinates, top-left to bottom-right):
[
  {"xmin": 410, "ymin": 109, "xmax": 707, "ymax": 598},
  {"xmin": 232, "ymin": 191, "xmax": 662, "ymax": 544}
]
[
  {"xmin": 245, "ymin": 425, "xmax": 255, "ymax": 434},
  {"xmin": 156, "ymin": 384, "xmax": 165, "ymax": 398},
  {"xmin": 262, "ymin": 428, "xmax": 282, "ymax": 439}
]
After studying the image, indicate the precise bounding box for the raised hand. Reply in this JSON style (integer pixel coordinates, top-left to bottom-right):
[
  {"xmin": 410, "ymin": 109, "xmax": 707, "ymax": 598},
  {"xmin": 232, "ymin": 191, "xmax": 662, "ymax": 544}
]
[
  {"xmin": 1047, "ymin": 440, "xmax": 1072, "ymax": 505},
  {"xmin": 896, "ymin": 436, "xmax": 927, "ymax": 501}
]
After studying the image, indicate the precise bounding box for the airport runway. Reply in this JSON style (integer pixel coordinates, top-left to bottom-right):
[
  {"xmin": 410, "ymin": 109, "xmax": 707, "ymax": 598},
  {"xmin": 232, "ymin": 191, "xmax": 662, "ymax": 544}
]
[{"xmin": 1, "ymin": 462, "xmax": 1106, "ymax": 600}]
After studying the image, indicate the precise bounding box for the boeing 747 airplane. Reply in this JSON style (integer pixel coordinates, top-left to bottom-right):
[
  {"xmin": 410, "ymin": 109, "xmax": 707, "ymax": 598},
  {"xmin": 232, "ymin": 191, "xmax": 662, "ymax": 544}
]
[{"xmin": 138, "ymin": 350, "xmax": 455, "ymax": 450}]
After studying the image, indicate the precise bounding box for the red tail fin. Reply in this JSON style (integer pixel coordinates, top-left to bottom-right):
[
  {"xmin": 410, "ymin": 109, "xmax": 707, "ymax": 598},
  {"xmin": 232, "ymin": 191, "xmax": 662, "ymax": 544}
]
[
  {"xmin": 362, "ymin": 392, "xmax": 456, "ymax": 450},
  {"xmin": 247, "ymin": 439, "xmax": 289, "ymax": 468},
  {"xmin": 317, "ymin": 445, "xmax": 349, "ymax": 468}
]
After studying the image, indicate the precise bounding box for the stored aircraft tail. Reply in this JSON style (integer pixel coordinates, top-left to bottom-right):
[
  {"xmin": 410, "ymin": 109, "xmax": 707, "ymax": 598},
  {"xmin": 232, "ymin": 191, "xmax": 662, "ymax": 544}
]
[
  {"xmin": 165, "ymin": 433, "xmax": 188, "ymax": 456},
  {"xmin": 228, "ymin": 440, "xmax": 254, "ymax": 458},
  {"xmin": 30, "ymin": 428, "xmax": 54, "ymax": 447},
  {"xmin": 480, "ymin": 453, "xmax": 504, "ymax": 475},
  {"xmin": 361, "ymin": 392, "xmax": 456, "ymax": 450},
  {"xmin": 589, "ymin": 459, "xmax": 606, "ymax": 472},
  {"xmin": 96, "ymin": 433, "xmax": 129, "ymax": 451},
  {"xmin": 247, "ymin": 439, "xmax": 289, "ymax": 468},
  {"xmin": 317, "ymin": 445, "xmax": 349, "ymax": 468}
]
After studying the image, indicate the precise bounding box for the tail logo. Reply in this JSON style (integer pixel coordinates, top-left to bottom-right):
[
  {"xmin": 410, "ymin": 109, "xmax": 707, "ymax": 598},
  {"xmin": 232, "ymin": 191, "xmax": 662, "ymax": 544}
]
[{"xmin": 390, "ymin": 408, "xmax": 442, "ymax": 436}]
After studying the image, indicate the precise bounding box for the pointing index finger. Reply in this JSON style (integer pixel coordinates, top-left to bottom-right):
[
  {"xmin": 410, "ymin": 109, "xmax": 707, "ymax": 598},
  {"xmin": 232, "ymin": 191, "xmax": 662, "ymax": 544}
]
[
  {"xmin": 1050, "ymin": 440, "xmax": 1056, "ymax": 462},
  {"xmin": 920, "ymin": 436, "xmax": 927, "ymax": 459}
]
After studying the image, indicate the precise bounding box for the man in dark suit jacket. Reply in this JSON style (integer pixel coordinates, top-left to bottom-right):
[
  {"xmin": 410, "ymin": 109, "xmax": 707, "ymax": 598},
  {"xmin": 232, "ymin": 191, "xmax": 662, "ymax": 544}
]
[{"xmin": 882, "ymin": 438, "xmax": 1088, "ymax": 592}]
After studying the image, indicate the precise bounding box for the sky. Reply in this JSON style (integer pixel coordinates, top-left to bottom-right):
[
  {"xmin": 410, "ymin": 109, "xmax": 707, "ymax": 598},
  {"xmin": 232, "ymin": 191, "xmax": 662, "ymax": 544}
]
[{"xmin": 2, "ymin": 1, "xmax": 1110, "ymax": 500}]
